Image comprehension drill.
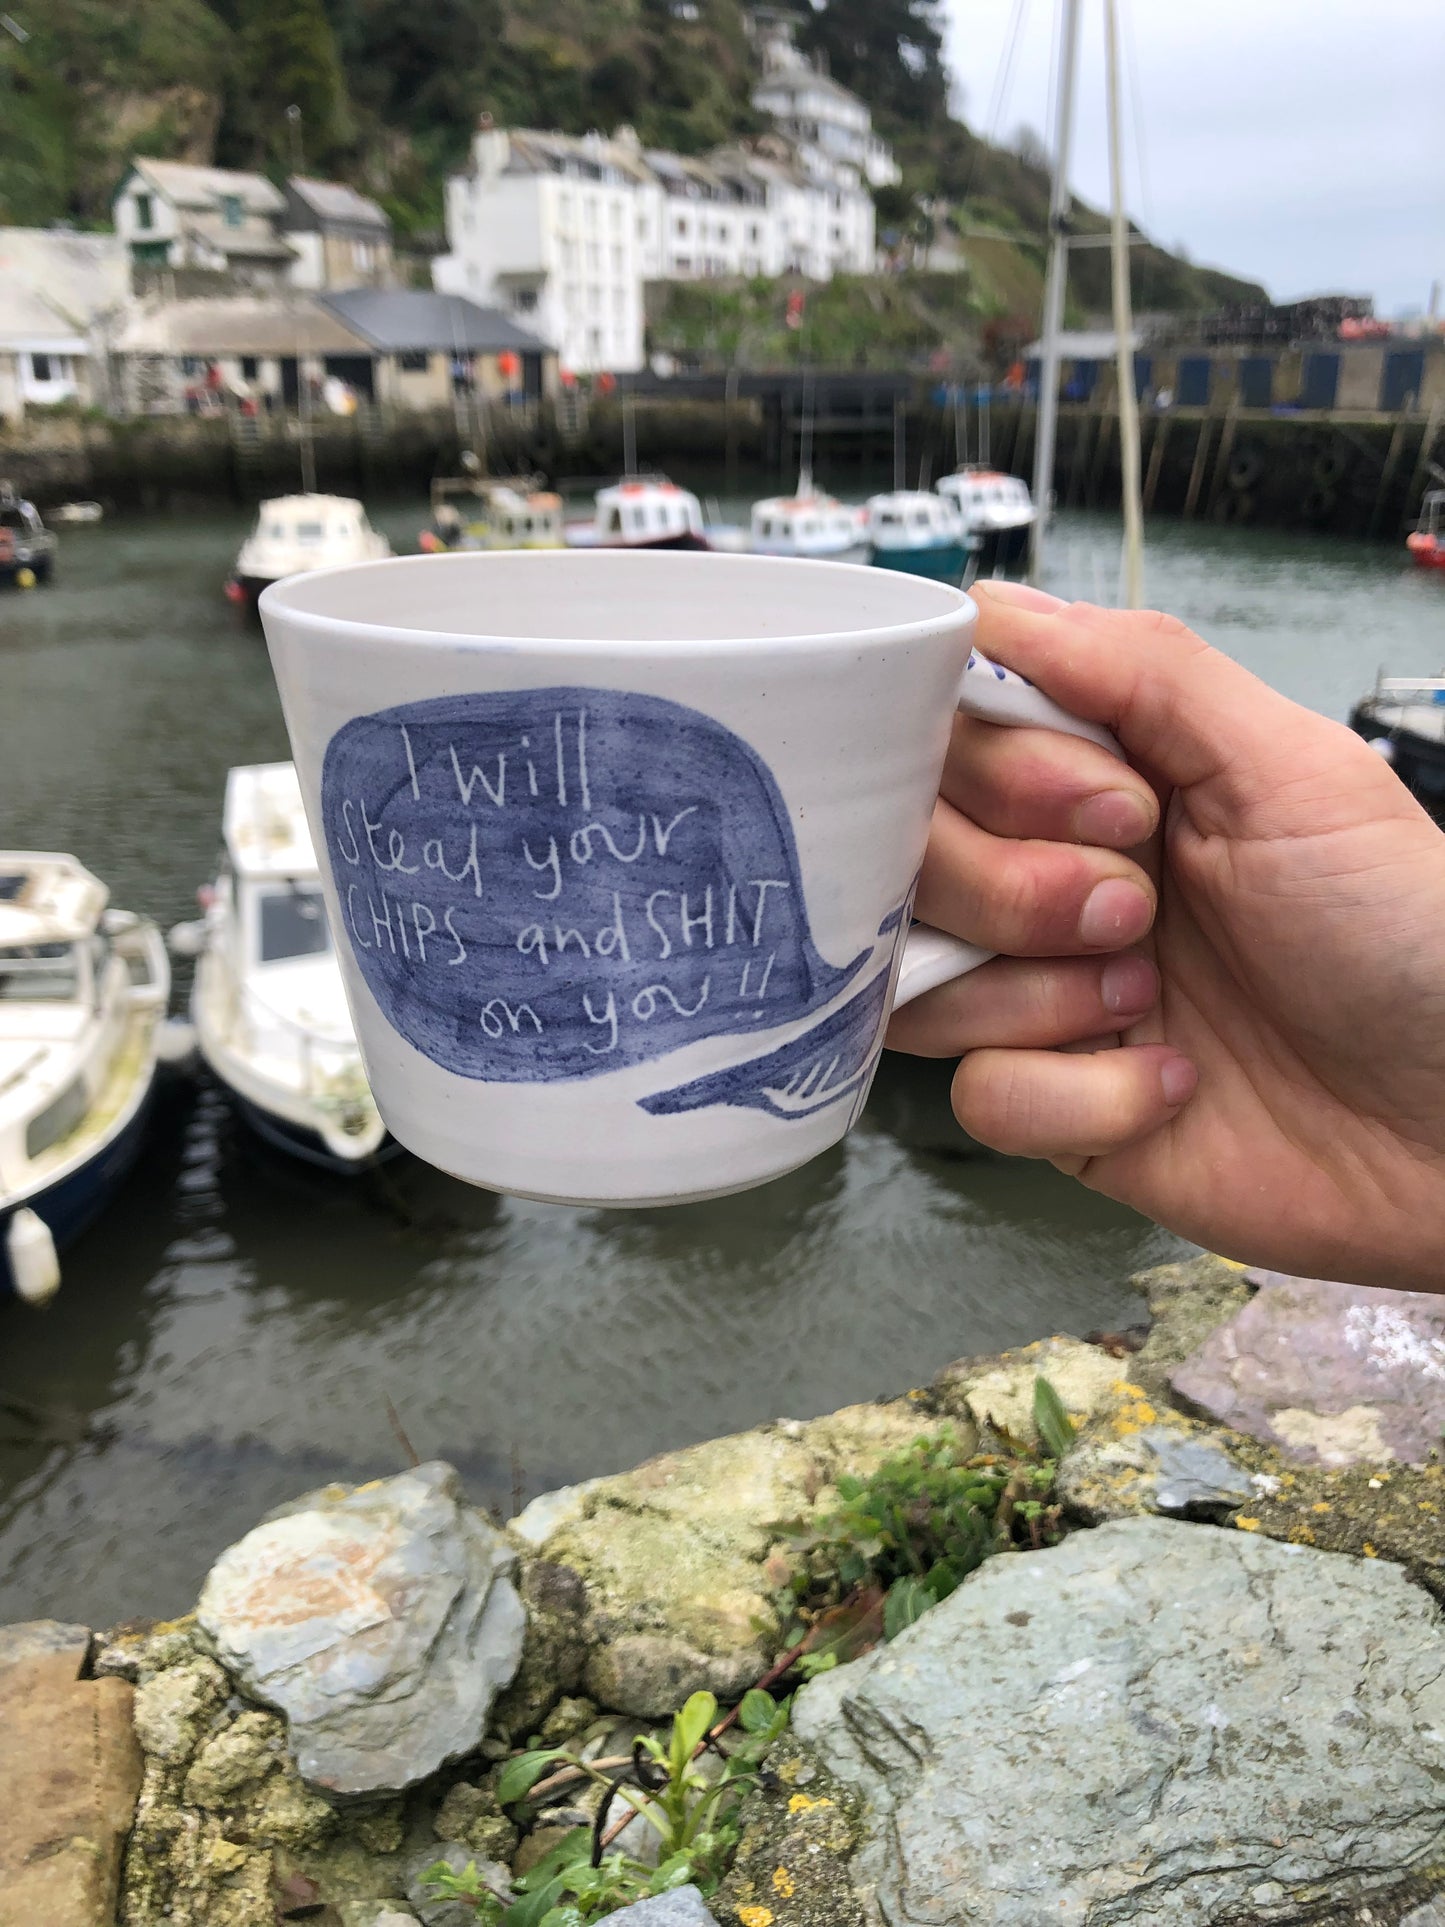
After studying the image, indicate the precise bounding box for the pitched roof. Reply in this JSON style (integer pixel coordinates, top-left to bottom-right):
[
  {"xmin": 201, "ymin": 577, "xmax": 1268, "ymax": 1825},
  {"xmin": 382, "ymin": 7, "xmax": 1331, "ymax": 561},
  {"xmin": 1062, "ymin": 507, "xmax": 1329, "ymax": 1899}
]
[
  {"xmin": 128, "ymin": 159, "xmax": 285, "ymax": 215},
  {"xmin": 115, "ymin": 295, "xmax": 368, "ymax": 357},
  {"xmin": 319, "ymin": 289, "xmax": 552, "ymax": 355},
  {"xmin": 0, "ymin": 282, "xmax": 89, "ymax": 352},
  {"xmin": 287, "ymin": 177, "xmax": 391, "ymax": 232},
  {"xmin": 0, "ymin": 229, "xmax": 131, "ymax": 330}
]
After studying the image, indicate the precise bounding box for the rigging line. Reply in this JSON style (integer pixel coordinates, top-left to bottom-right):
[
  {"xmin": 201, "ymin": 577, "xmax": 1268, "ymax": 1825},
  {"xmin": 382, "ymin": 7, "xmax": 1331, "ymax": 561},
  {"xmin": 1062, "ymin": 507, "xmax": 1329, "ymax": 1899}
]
[
  {"xmin": 955, "ymin": 0, "xmax": 1030, "ymax": 221},
  {"xmin": 1120, "ymin": 0, "xmax": 1154, "ymax": 237},
  {"xmin": 985, "ymin": 0, "xmax": 1030, "ymax": 148}
]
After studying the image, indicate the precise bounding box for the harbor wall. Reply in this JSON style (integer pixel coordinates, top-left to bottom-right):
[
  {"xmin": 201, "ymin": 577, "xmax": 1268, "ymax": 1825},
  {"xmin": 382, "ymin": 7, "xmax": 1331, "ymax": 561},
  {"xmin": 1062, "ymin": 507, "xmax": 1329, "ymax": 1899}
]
[{"xmin": 0, "ymin": 394, "xmax": 1437, "ymax": 541}]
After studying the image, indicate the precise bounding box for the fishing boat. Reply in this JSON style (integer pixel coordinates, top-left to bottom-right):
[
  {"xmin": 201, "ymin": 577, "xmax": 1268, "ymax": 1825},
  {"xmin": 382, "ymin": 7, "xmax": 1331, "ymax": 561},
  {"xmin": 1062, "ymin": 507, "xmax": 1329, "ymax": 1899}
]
[
  {"xmin": 865, "ymin": 490, "xmax": 975, "ymax": 582},
  {"xmin": 49, "ymin": 501, "xmax": 103, "ymax": 526},
  {"xmin": 0, "ymin": 854, "xmax": 169, "ymax": 1305},
  {"xmin": 0, "ymin": 481, "xmax": 58, "ymax": 589},
  {"xmin": 176, "ymin": 763, "xmax": 389, "ymax": 1171},
  {"xmin": 564, "ymin": 475, "xmax": 709, "ymax": 551},
  {"xmin": 935, "ymin": 468, "xmax": 1037, "ymax": 573},
  {"xmin": 419, "ymin": 474, "xmax": 564, "ymax": 554},
  {"xmin": 1348, "ymin": 674, "xmax": 1445, "ymax": 820},
  {"xmin": 226, "ymin": 495, "xmax": 390, "ymax": 606},
  {"xmin": 748, "ymin": 479, "xmax": 869, "ymax": 563},
  {"xmin": 1406, "ymin": 491, "xmax": 1445, "ymax": 572}
]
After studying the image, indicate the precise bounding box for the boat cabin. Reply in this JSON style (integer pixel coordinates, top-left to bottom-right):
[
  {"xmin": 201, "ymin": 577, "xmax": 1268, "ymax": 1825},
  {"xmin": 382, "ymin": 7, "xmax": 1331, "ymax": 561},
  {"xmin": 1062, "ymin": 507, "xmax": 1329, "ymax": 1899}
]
[
  {"xmin": 574, "ymin": 477, "xmax": 706, "ymax": 550},
  {"xmin": 936, "ymin": 469, "xmax": 1035, "ymax": 531},
  {"xmin": 429, "ymin": 478, "xmax": 564, "ymax": 552},
  {"xmin": 211, "ymin": 763, "xmax": 334, "ymax": 973},
  {"xmin": 866, "ymin": 490, "xmax": 967, "ymax": 551},
  {"xmin": 750, "ymin": 490, "xmax": 866, "ymax": 559},
  {"xmin": 0, "ymin": 854, "xmax": 165, "ymax": 1203},
  {"xmin": 232, "ymin": 493, "xmax": 389, "ymax": 592}
]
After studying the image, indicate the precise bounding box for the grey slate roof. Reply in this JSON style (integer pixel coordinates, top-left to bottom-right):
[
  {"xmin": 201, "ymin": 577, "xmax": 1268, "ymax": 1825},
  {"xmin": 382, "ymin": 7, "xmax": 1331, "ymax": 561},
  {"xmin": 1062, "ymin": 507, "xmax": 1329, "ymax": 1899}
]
[
  {"xmin": 287, "ymin": 177, "xmax": 391, "ymax": 233},
  {"xmin": 318, "ymin": 289, "xmax": 552, "ymax": 355}
]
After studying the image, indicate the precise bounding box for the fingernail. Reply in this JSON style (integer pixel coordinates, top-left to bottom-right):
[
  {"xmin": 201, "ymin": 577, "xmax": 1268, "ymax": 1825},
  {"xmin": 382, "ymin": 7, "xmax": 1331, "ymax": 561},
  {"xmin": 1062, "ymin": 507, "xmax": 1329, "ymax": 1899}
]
[
  {"xmin": 973, "ymin": 580, "xmax": 1067, "ymax": 611},
  {"xmin": 1160, "ymin": 1055, "xmax": 1198, "ymax": 1107},
  {"xmin": 1078, "ymin": 877, "xmax": 1153, "ymax": 948},
  {"xmin": 1074, "ymin": 788, "xmax": 1155, "ymax": 849},
  {"xmin": 1100, "ymin": 954, "xmax": 1157, "ymax": 1016}
]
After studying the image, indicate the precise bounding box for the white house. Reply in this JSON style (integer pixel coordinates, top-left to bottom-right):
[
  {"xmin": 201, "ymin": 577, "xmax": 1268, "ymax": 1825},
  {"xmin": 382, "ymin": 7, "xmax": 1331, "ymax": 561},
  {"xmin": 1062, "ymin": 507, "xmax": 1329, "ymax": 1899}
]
[
  {"xmin": 0, "ymin": 229, "xmax": 132, "ymax": 424},
  {"xmin": 434, "ymin": 39, "xmax": 892, "ymax": 374},
  {"xmin": 114, "ymin": 160, "xmax": 297, "ymax": 287}
]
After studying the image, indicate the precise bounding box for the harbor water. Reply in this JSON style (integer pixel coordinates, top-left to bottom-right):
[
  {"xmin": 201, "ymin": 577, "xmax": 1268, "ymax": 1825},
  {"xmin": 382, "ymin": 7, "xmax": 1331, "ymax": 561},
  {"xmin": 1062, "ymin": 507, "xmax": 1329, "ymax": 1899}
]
[{"xmin": 0, "ymin": 493, "xmax": 1439, "ymax": 1629}]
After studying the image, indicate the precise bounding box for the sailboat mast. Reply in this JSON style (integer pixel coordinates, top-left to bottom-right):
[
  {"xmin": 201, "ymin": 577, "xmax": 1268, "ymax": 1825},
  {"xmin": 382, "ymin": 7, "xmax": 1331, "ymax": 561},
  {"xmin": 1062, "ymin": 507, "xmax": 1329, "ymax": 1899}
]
[
  {"xmin": 1105, "ymin": 0, "xmax": 1144, "ymax": 605},
  {"xmin": 1028, "ymin": 0, "xmax": 1082, "ymax": 585}
]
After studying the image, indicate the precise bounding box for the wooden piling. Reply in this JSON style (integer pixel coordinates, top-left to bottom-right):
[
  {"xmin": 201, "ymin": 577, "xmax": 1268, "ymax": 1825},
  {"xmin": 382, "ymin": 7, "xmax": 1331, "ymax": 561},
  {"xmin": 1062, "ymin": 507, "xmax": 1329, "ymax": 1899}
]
[
  {"xmin": 1204, "ymin": 406, "xmax": 1239, "ymax": 520},
  {"xmin": 1369, "ymin": 414, "xmax": 1411, "ymax": 539},
  {"xmin": 1182, "ymin": 415, "xmax": 1214, "ymax": 520},
  {"xmin": 1142, "ymin": 414, "xmax": 1170, "ymax": 514}
]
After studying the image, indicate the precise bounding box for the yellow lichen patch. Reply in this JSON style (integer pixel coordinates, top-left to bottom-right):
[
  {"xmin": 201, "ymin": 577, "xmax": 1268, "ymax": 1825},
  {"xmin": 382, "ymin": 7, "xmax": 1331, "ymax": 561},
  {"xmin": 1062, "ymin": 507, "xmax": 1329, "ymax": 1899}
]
[
  {"xmin": 1311, "ymin": 1501, "xmax": 1332, "ymax": 1514},
  {"xmin": 776, "ymin": 1758, "xmax": 802, "ymax": 1785},
  {"xmin": 772, "ymin": 1866, "xmax": 796, "ymax": 1898},
  {"xmin": 1363, "ymin": 1543, "xmax": 1378, "ymax": 1558},
  {"xmin": 738, "ymin": 1909, "xmax": 775, "ymax": 1927},
  {"xmin": 1420, "ymin": 1501, "xmax": 1438, "ymax": 1512},
  {"xmin": 1111, "ymin": 1382, "xmax": 1147, "ymax": 1399},
  {"xmin": 787, "ymin": 1793, "xmax": 834, "ymax": 1815},
  {"xmin": 1289, "ymin": 1526, "xmax": 1316, "ymax": 1545},
  {"xmin": 1234, "ymin": 1515, "xmax": 1261, "ymax": 1532}
]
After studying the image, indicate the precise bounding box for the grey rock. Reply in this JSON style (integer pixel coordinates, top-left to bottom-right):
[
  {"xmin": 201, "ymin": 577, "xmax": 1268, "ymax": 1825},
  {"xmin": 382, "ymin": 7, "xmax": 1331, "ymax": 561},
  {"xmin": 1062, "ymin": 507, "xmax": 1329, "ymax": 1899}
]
[
  {"xmin": 1058, "ymin": 1420, "xmax": 1251, "ymax": 1523},
  {"xmin": 584, "ymin": 1630, "xmax": 758, "ymax": 1719},
  {"xmin": 510, "ymin": 1478, "xmax": 607, "ymax": 1550},
  {"xmin": 337, "ymin": 1908, "xmax": 422, "ymax": 1927},
  {"xmin": 1402, "ymin": 1901, "xmax": 1445, "ymax": 1927},
  {"xmin": 794, "ymin": 1517, "xmax": 1445, "ymax": 1925},
  {"xmin": 197, "ymin": 1461, "xmax": 525, "ymax": 1796},
  {"xmin": 405, "ymin": 1842, "xmax": 510, "ymax": 1927},
  {"xmin": 1172, "ymin": 1270, "xmax": 1445, "ymax": 1466},
  {"xmin": 608, "ymin": 1888, "xmax": 718, "ymax": 1925},
  {"xmin": 0, "ymin": 1617, "xmax": 90, "ymax": 1675}
]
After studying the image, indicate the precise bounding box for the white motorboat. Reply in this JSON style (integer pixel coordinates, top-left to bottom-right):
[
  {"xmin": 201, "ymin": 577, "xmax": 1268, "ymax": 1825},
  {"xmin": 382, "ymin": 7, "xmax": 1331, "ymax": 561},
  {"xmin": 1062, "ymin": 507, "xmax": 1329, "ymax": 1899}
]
[
  {"xmin": 865, "ymin": 490, "xmax": 976, "ymax": 583},
  {"xmin": 227, "ymin": 494, "xmax": 390, "ymax": 605},
  {"xmin": 420, "ymin": 475, "xmax": 565, "ymax": 554},
  {"xmin": 176, "ymin": 763, "xmax": 388, "ymax": 1171},
  {"xmin": 564, "ymin": 475, "xmax": 709, "ymax": 551},
  {"xmin": 936, "ymin": 468, "xmax": 1037, "ymax": 572},
  {"xmin": 0, "ymin": 854, "xmax": 169, "ymax": 1305},
  {"xmin": 749, "ymin": 477, "xmax": 869, "ymax": 563}
]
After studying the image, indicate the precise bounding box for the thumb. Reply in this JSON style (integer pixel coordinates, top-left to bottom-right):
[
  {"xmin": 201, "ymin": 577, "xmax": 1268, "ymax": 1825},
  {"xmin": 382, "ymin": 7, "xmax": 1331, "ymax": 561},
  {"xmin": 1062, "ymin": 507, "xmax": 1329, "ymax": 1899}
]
[{"xmin": 970, "ymin": 580, "xmax": 1314, "ymax": 800}]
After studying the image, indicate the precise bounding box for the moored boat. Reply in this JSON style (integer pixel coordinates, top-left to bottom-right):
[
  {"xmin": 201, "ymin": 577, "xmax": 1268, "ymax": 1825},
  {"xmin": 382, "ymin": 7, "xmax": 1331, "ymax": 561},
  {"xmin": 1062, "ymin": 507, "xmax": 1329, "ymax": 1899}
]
[
  {"xmin": 0, "ymin": 854, "xmax": 169, "ymax": 1304},
  {"xmin": 176, "ymin": 763, "xmax": 389, "ymax": 1172},
  {"xmin": 865, "ymin": 489, "xmax": 975, "ymax": 583},
  {"xmin": 936, "ymin": 467, "xmax": 1036, "ymax": 573},
  {"xmin": 749, "ymin": 477, "xmax": 868, "ymax": 563},
  {"xmin": 564, "ymin": 475, "xmax": 709, "ymax": 551},
  {"xmin": 0, "ymin": 481, "xmax": 58, "ymax": 588},
  {"xmin": 419, "ymin": 472, "xmax": 564, "ymax": 554},
  {"xmin": 226, "ymin": 494, "xmax": 390, "ymax": 605},
  {"xmin": 1406, "ymin": 491, "xmax": 1445, "ymax": 572},
  {"xmin": 1349, "ymin": 674, "xmax": 1445, "ymax": 820}
]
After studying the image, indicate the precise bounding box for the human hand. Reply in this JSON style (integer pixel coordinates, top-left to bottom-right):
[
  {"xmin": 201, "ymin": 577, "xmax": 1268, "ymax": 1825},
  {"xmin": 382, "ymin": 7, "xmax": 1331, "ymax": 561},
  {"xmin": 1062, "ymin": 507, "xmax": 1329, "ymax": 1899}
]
[{"xmin": 885, "ymin": 579, "xmax": 1445, "ymax": 1292}]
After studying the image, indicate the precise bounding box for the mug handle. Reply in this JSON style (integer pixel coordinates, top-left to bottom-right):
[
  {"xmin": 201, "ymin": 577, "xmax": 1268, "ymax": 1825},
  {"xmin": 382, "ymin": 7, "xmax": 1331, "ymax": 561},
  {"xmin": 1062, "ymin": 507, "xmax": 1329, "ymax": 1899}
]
[{"xmin": 893, "ymin": 643, "xmax": 1124, "ymax": 1010}]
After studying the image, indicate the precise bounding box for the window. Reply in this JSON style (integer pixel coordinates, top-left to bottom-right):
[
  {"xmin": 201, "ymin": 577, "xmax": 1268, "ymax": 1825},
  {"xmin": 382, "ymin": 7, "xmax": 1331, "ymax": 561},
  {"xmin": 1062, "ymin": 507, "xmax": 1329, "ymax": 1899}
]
[
  {"xmin": 258, "ymin": 886, "xmax": 331, "ymax": 964},
  {"xmin": 0, "ymin": 942, "xmax": 78, "ymax": 1003},
  {"xmin": 513, "ymin": 288, "xmax": 538, "ymax": 313},
  {"xmin": 221, "ymin": 193, "xmax": 243, "ymax": 229},
  {"xmin": 135, "ymin": 192, "xmax": 154, "ymax": 230},
  {"xmin": 674, "ymin": 215, "xmax": 688, "ymax": 236},
  {"xmin": 352, "ymin": 240, "xmax": 375, "ymax": 273},
  {"xmin": 240, "ymin": 355, "xmax": 259, "ymax": 380},
  {"xmin": 29, "ymin": 353, "xmax": 52, "ymax": 382},
  {"xmin": 398, "ymin": 350, "xmax": 430, "ymax": 372}
]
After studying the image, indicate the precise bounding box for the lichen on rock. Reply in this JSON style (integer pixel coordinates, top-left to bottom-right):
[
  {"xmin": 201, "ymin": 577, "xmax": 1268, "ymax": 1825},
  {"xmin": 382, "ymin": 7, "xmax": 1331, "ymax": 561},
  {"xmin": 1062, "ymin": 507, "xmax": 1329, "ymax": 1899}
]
[{"xmin": 712, "ymin": 1746, "xmax": 866, "ymax": 1927}]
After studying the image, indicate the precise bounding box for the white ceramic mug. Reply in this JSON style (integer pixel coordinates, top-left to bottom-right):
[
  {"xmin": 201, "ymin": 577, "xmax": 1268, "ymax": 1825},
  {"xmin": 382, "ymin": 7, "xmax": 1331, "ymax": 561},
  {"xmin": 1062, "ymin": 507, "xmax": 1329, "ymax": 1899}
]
[{"xmin": 261, "ymin": 551, "xmax": 1114, "ymax": 1206}]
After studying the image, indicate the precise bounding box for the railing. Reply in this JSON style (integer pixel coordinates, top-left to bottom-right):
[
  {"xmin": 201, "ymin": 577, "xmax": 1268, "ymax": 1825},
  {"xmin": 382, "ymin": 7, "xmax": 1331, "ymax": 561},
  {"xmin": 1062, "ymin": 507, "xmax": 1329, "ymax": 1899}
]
[
  {"xmin": 1373, "ymin": 674, "xmax": 1445, "ymax": 704},
  {"xmin": 214, "ymin": 966, "xmax": 373, "ymax": 1116}
]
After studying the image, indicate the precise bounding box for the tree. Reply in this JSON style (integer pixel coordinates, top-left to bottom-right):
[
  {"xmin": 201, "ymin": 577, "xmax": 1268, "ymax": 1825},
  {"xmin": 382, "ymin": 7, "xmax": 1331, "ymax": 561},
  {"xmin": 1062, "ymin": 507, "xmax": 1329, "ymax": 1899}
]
[
  {"xmin": 229, "ymin": 0, "xmax": 353, "ymax": 170},
  {"xmin": 798, "ymin": 0, "xmax": 950, "ymax": 136}
]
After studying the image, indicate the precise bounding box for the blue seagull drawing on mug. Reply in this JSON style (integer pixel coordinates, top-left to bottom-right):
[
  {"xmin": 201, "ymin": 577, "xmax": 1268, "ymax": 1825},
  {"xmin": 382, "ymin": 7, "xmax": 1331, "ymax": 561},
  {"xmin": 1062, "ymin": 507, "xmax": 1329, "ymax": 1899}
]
[{"xmin": 320, "ymin": 686, "xmax": 907, "ymax": 1115}]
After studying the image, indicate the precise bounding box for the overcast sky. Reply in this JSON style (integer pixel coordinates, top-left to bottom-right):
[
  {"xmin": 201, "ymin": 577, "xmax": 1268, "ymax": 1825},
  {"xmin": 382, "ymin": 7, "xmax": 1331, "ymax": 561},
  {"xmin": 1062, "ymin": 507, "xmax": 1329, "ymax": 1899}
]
[{"xmin": 939, "ymin": 0, "xmax": 1445, "ymax": 314}]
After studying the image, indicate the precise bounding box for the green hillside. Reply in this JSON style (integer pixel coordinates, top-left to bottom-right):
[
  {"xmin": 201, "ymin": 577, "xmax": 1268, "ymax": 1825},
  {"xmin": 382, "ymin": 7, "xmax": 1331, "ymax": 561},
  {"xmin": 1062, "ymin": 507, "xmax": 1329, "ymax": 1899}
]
[{"xmin": 0, "ymin": 0, "xmax": 1264, "ymax": 336}]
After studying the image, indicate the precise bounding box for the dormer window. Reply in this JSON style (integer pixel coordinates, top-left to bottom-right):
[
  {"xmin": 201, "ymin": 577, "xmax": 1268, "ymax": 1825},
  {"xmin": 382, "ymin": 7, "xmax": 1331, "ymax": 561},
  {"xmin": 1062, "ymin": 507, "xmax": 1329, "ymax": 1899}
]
[
  {"xmin": 221, "ymin": 194, "xmax": 242, "ymax": 229},
  {"xmin": 135, "ymin": 192, "xmax": 154, "ymax": 230}
]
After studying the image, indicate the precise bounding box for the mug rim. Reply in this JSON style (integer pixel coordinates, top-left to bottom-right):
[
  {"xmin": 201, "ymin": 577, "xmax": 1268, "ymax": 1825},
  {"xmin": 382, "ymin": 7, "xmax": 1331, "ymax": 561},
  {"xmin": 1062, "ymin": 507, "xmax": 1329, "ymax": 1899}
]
[{"xmin": 259, "ymin": 548, "xmax": 974, "ymax": 654}]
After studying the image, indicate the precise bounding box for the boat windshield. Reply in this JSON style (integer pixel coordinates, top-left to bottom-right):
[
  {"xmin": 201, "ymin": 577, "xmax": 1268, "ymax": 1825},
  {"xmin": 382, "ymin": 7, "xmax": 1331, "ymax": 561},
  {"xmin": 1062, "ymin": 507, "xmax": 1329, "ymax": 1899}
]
[
  {"xmin": 0, "ymin": 942, "xmax": 80, "ymax": 1001},
  {"xmin": 258, "ymin": 886, "xmax": 331, "ymax": 964}
]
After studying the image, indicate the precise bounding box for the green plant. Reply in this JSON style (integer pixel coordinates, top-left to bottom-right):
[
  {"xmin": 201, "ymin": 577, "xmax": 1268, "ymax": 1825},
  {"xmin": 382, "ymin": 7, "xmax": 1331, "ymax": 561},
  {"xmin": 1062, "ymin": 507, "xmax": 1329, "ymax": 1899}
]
[
  {"xmin": 778, "ymin": 1416, "xmax": 1065, "ymax": 1646},
  {"xmin": 425, "ymin": 1687, "xmax": 790, "ymax": 1924}
]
